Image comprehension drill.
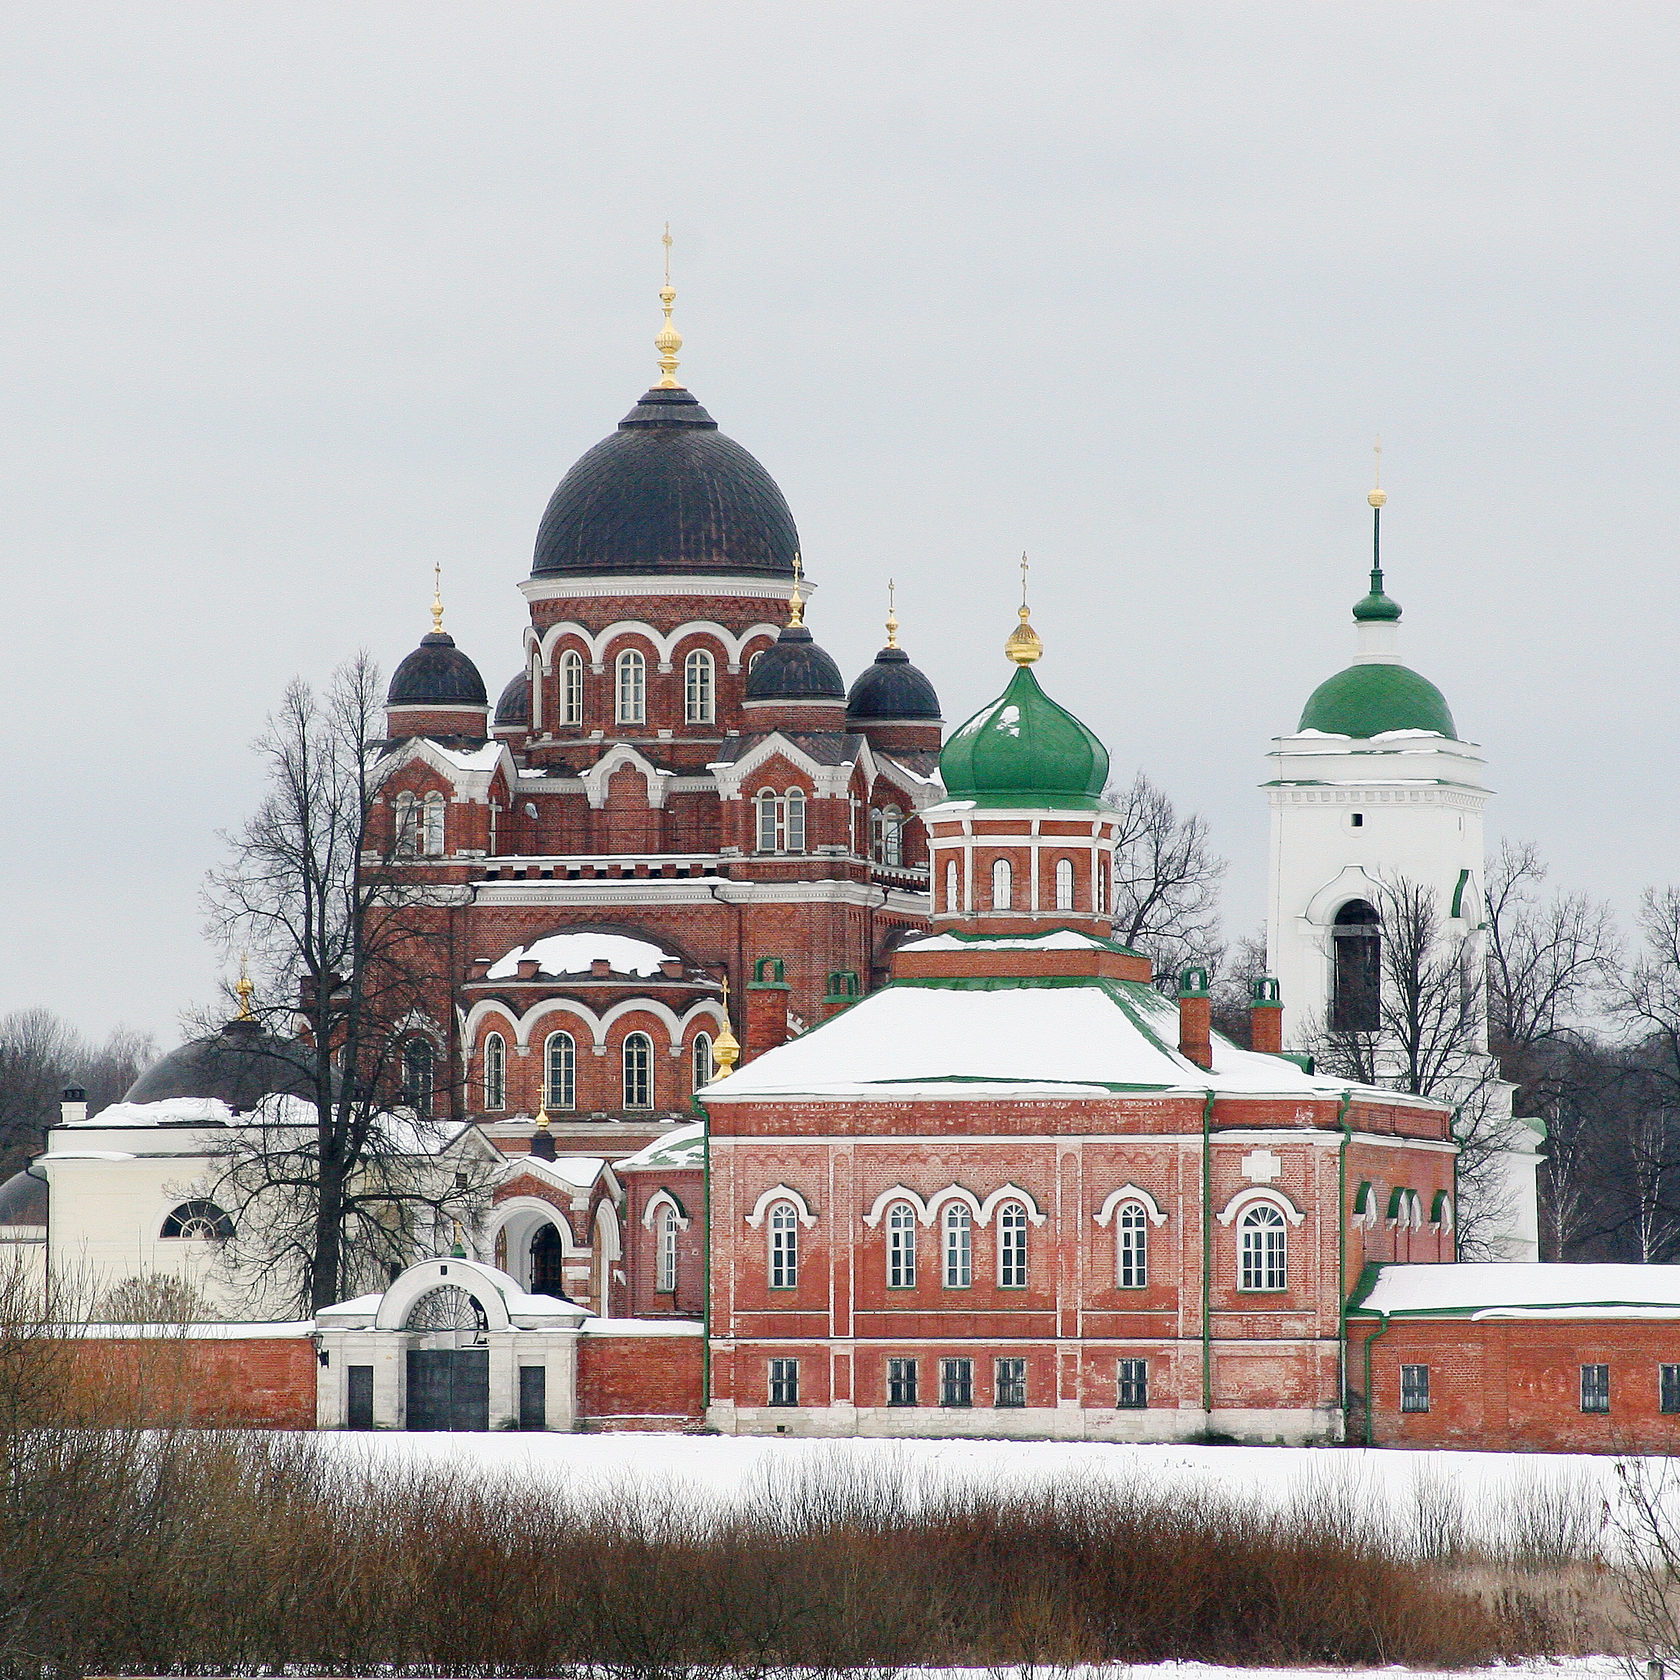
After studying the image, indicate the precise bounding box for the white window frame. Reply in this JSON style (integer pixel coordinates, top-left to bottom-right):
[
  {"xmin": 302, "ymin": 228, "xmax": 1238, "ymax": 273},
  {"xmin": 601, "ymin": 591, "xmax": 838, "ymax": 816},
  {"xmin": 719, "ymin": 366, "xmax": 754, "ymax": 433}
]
[
  {"xmin": 943, "ymin": 1202, "xmax": 972, "ymax": 1288},
  {"xmin": 692, "ymin": 1032, "xmax": 713, "ymax": 1092},
  {"xmin": 768, "ymin": 1200, "xmax": 799, "ymax": 1289},
  {"xmin": 622, "ymin": 1031, "xmax": 653, "ymax": 1110},
  {"xmin": 887, "ymin": 1201, "xmax": 917, "ymax": 1289},
  {"xmin": 684, "ymin": 649, "xmax": 715, "ymax": 725},
  {"xmin": 483, "ymin": 1031, "xmax": 506, "ymax": 1112},
  {"xmin": 785, "ymin": 787, "xmax": 806, "ymax": 854},
  {"xmin": 756, "ymin": 790, "xmax": 783, "ymax": 854},
  {"xmin": 997, "ymin": 1200, "xmax": 1028, "ymax": 1288},
  {"xmin": 1117, "ymin": 1201, "xmax": 1149, "ymax": 1289},
  {"xmin": 544, "ymin": 1030, "xmax": 576, "ymax": 1112},
  {"xmin": 657, "ymin": 1205, "xmax": 679, "ymax": 1293},
  {"xmin": 421, "ymin": 791, "xmax": 445, "ymax": 857},
  {"xmin": 1239, "ymin": 1203, "xmax": 1288, "ymax": 1292},
  {"xmin": 945, "ymin": 859, "xmax": 959, "ymax": 912},
  {"xmin": 559, "ymin": 649, "xmax": 584, "ymax": 726},
  {"xmin": 991, "ymin": 858, "xmax": 1012, "ymax": 911},
  {"xmin": 393, "ymin": 792, "xmax": 419, "ymax": 857},
  {"xmin": 615, "ymin": 649, "xmax": 646, "ymax": 725},
  {"xmin": 1055, "ymin": 857, "xmax": 1075, "ymax": 912},
  {"xmin": 882, "ymin": 806, "xmax": 903, "ymax": 867}
]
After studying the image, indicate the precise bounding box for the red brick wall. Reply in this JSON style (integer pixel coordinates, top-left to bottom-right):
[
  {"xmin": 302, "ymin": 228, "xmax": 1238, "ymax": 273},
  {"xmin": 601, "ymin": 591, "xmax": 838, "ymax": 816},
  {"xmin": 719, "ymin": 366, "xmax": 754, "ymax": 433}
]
[
  {"xmin": 1349, "ymin": 1316, "xmax": 1680, "ymax": 1453},
  {"xmin": 577, "ymin": 1331, "xmax": 704, "ymax": 1428},
  {"xmin": 67, "ymin": 1335, "xmax": 317, "ymax": 1429},
  {"xmin": 621, "ymin": 1165, "xmax": 707, "ymax": 1318}
]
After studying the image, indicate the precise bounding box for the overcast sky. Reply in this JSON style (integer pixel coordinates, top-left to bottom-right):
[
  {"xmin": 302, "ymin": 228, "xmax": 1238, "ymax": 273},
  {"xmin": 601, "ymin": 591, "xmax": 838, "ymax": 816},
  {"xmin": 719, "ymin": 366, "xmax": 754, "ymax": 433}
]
[{"xmin": 4, "ymin": 2, "xmax": 1675, "ymax": 1047}]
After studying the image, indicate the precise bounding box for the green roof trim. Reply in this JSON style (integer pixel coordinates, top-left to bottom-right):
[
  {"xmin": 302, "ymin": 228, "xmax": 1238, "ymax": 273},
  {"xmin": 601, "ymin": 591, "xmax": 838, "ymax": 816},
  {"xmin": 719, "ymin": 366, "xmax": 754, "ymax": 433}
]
[
  {"xmin": 1353, "ymin": 1181, "xmax": 1374, "ymax": 1217},
  {"xmin": 1298, "ymin": 661, "xmax": 1458, "ymax": 741},
  {"xmin": 1450, "ymin": 867, "xmax": 1472, "ymax": 918},
  {"xmin": 1430, "ymin": 1190, "xmax": 1450, "ymax": 1224},
  {"xmin": 940, "ymin": 663, "xmax": 1110, "ymax": 806}
]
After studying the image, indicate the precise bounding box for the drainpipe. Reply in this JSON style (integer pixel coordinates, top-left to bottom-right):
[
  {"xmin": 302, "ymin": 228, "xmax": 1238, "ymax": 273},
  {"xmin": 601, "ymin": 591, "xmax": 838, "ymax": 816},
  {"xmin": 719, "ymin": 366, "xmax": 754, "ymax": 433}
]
[
  {"xmin": 1449, "ymin": 1105, "xmax": 1462, "ymax": 1262},
  {"xmin": 1361, "ymin": 1310, "xmax": 1394, "ymax": 1448},
  {"xmin": 701, "ymin": 1110, "xmax": 712, "ymax": 1415},
  {"xmin": 1200, "ymin": 1089, "xmax": 1216, "ymax": 1421},
  {"xmin": 1336, "ymin": 1090, "xmax": 1354, "ymax": 1427}
]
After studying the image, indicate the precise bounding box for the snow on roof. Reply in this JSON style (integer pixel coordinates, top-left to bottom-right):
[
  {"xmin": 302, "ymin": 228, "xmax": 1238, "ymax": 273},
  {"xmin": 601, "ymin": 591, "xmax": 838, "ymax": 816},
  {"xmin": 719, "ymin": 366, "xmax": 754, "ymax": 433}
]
[
  {"xmin": 70, "ymin": 1096, "xmax": 235, "ymax": 1128},
  {"xmin": 430, "ymin": 741, "xmax": 501, "ymax": 773},
  {"xmin": 505, "ymin": 1153, "xmax": 608, "ymax": 1190},
  {"xmin": 1353, "ymin": 1262, "xmax": 1680, "ymax": 1318},
  {"xmin": 73, "ymin": 1320, "xmax": 317, "ymax": 1340},
  {"xmin": 579, "ymin": 1316, "xmax": 705, "ymax": 1336},
  {"xmin": 900, "ymin": 930, "xmax": 1110, "ymax": 954},
  {"xmin": 616, "ymin": 1122, "xmax": 705, "ymax": 1171},
  {"xmin": 486, "ymin": 932, "xmax": 681, "ymax": 980},
  {"xmin": 706, "ymin": 977, "xmax": 1379, "ymax": 1102}
]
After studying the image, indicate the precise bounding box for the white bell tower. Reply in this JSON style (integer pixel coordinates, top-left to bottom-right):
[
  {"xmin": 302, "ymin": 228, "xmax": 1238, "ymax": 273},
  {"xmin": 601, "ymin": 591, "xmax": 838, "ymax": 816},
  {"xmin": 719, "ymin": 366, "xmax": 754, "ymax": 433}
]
[{"xmin": 1263, "ymin": 454, "xmax": 1538, "ymax": 1259}]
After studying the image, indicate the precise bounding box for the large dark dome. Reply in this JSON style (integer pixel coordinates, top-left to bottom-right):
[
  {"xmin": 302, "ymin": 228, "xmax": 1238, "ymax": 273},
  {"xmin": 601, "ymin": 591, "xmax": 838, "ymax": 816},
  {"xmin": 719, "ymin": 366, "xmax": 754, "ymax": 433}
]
[
  {"xmin": 388, "ymin": 631, "xmax": 488, "ymax": 708},
  {"xmin": 744, "ymin": 623, "xmax": 845, "ymax": 703},
  {"xmin": 123, "ymin": 1019, "xmax": 317, "ymax": 1115},
  {"xmin": 493, "ymin": 669, "xmax": 531, "ymax": 728},
  {"xmin": 532, "ymin": 387, "xmax": 800, "ymax": 579},
  {"xmin": 846, "ymin": 645, "xmax": 942, "ymax": 722}
]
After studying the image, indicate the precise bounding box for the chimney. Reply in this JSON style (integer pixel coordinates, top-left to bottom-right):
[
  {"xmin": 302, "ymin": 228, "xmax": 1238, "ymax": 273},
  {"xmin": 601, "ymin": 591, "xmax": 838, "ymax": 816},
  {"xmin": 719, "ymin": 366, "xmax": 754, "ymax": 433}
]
[
  {"xmin": 1250, "ymin": 976, "xmax": 1284, "ymax": 1056},
  {"xmin": 60, "ymin": 1086, "xmax": 88, "ymax": 1125},
  {"xmin": 1177, "ymin": 969, "xmax": 1213, "ymax": 1070},
  {"xmin": 745, "ymin": 957, "xmax": 792, "ymax": 1060}
]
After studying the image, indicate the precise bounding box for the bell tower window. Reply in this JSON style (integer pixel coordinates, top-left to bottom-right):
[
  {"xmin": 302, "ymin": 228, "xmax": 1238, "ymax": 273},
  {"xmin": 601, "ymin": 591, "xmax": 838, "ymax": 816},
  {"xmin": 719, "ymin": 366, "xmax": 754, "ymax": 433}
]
[{"xmin": 1332, "ymin": 900, "xmax": 1382, "ymax": 1032}]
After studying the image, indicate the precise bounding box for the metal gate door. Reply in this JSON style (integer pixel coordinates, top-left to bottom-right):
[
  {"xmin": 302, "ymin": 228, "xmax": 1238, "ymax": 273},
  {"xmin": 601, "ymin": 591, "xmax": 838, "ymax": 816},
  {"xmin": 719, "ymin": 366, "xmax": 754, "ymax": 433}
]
[{"xmin": 406, "ymin": 1348, "xmax": 490, "ymax": 1431}]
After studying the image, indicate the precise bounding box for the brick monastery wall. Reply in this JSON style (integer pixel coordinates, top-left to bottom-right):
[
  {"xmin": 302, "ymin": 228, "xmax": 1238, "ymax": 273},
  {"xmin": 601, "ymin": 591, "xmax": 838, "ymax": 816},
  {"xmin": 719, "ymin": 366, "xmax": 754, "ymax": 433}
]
[{"xmin": 576, "ymin": 1330, "xmax": 705, "ymax": 1428}]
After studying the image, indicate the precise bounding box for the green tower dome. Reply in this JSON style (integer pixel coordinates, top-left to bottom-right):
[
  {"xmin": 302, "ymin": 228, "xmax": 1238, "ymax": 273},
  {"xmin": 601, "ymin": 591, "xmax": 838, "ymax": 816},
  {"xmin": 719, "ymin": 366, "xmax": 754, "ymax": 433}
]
[
  {"xmin": 940, "ymin": 655, "xmax": 1110, "ymax": 809},
  {"xmin": 1298, "ymin": 662, "xmax": 1457, "ymax": 739}
]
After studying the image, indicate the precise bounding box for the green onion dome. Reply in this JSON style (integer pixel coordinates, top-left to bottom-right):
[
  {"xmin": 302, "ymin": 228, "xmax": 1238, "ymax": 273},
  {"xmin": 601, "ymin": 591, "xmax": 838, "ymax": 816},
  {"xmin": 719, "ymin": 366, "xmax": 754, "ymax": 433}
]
[
  {"xmin": 1298, "ymin": 663, "xmax": 1457, "ymax": 740},
  {"xmin": 940, "ymin": 662, "xmax": 1109, "ymax": 809}
]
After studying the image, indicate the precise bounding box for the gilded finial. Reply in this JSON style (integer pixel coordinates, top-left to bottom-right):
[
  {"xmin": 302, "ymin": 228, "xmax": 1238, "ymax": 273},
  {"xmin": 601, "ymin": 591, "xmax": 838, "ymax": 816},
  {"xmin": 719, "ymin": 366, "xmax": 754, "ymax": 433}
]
[
  {"xmin": 710, "ymin": 973, "xmax": 740, "ymax": 1080},
  {"xmin": 1368, "ymin": 436, "xmax": 1386, "ymax": 509},
  {"xmin": 430, "ymin": 562, "xmax": 445, "ymax": 634},
  {"xmin": 534, "ymin": 1101, "xmax": 550, "ymax": 1132},
  {"xmin": 885, "ymin": 579, "xmax": 899, "ymax": 649},
  {"xmin": 788, "ymin": 552, "xmax": 805, "ymax": 628},
  {"xmin": 1004, "ymin": 551, "xmax": 1043, "ymax": 665},
  {"xmin": 234, "ymin": 952, "xmax": 254, "ymax": 1022},
  {"xmin": 655, "ymin": 223, "xmax": 683, "ymax": 390}
]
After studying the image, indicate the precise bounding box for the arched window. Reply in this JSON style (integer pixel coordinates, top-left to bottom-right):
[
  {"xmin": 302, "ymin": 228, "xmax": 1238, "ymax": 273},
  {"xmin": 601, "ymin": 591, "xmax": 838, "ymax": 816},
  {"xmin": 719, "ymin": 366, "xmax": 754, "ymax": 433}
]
[
  {"xmin": 1332, "ymin": 900, "xmax": 1382, "ymax": 1032},
  {"xmin": 544, "ymin": 1030, "xmax": 576, "ymax": 1112},
  {"xmin": 530, "ymin": 650, "xmax": 545, "ymax": 730},
  {"xmin": 559, "ymin": 649, "xmax": 584, "ymax": 727},
  {"xmin": 1239, "ymin": 1203, "xmax": 1288, "ymax": 1292},
  {"xmin": 622, "ymin": 1031, "xmax": 653, "ymax": 1110},
  {"xmin": 1055, "ymin": 858, "xmax": 1075, "ymax": 911},
  {"xmin": 692, "ymin": 1032, "xmax": 713, "ymax": 1092},
  {"xmin": 887, "ymin": 1201, "xmax": 917, "ymax": 1289},
  {"xmin": 768, "ymin": 1201, "xmax": 799, "ymax": 1289},
  {"xmin": 991, "ymin": 858, "xmax": 1012, "ymax": 911},
  {"xmin": 393, "ymin": 792, "xmax": 419, "ymax": 857},
  {"xmin": 943, "ymin": 1203, "xmax": 972, "ymax": 1288},
  {"xmin": 1117, "ymin": 1202, "xmax": 1149, "ymax": 1288},
  {"xmin": 657, "ymin": 1205, "xmax": 680, "ymax": 1293},
  {"xmin": 161, "ymin": 1199, "xmax": 233, "ymax": 1240},
  {"xmin": 530, "ymin": 1224, "xmax": 565, "ymax": 1297},
  {"xmin": 684, "ymin": 649, "xmax": 715, "ymax": 724},
  {"xmin": 615, "ymin": 649, "xmax": 646, "ymax": 725},
  {"xmin": 402, "ymin": 1038, "xmax": 434, "ymax": 1117},
  {"xmin": 870, "ymin": 807, "xmax": 884, "ymax": 861},
  {"xmin": 756, "ymin": 789, "xmax": 781, "ymax": 853},
  {"xmin": 997, "ymin": 1200, "xmax": 1028, "ymax": 1288},
  {"xmin": 483, "ymin": 1032, "xmax": 506, "ymax": 1112},
  {"xmin": 422, "ymin": 792, "xmax": 446, "ymax": 857},
  {"xmin": 945, "ymin": 859, "xmax": 959, "ymax": 913},
  {"xmin": 1096, "ymin": 856, "xmax": 1108, "ymax": 914},
  {"xmin": 882, "ymin": 806, "xmax": 903, "ymax": 867},
  {"xmin": 784, "ymin": 788, "xmax": 806, "ymax": 854}
]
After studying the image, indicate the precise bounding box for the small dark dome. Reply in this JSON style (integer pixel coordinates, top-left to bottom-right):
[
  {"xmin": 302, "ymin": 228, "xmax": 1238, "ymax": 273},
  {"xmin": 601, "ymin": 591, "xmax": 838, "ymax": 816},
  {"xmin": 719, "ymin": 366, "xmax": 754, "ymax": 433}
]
[
  {"xmin": 388, "ymin": 631, "xmax": 488, "ymax": 708},
  {"xmin": 846, "ymin": 645, "xmax": 942, "ymax": 723},
  {"xmin": 533, "ymin": 387, "xmax": 800, "ymax": 579},
  {"xmin": 744, "ymin": 623, "xmax": 845, "ymax": 704},
  {"xmin": 123, "ymin": 1019, "xmax": 317, "ymax": 1114},
  {"xmin": 0, "ymin": 1170, "xmax": 46, "ymax": 1228},
  {"xmin": 494, "ymin": 669, "xmax": 531, "ymax": 728}
]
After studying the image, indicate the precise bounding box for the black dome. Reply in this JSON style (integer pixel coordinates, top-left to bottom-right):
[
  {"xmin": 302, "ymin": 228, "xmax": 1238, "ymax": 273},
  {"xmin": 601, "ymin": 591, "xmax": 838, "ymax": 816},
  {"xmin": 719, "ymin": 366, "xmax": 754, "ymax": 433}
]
[
  {"xmin": 744, "ymin": 623, "xmax": 845, "ymax": 704},
  {"xmin": 846, "ymin": 645, "xmax": 942, "ymax": 722},
  {"xmin": 494, "ymin": 669, "xmax": 531, "ymax": 728},
  {"xmin": 0, "ymin": 1170, "xmax": 46, "ymax": 1228},
  {"xmin": 532, "ymin": 387, "xmax": 800, "ymax": 579},
  {"xmin": 123, "ymin": 1019, "xmax": 317, "ymax": 1114},
  {"xmin": 388, "ymin": 631, "xmax": 488, "ymax": 708}
]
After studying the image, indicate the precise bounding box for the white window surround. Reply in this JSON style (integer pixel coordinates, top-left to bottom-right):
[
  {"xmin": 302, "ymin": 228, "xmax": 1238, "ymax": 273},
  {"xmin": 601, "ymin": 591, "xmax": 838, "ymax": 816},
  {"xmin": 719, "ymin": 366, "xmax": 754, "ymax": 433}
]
[
  {"xmin": 532, "ymin": 617, "xmax": 781, "ymax": 673},
  {"xmin": 745, "ymin": 1184, "xmax": 817, "ymax": 1229},
  {"xmin": 1215, "ymin": 1186, "xmax": 1305, "ymax": 1228},
  {"xmin": 862, "ymin": 1183, "xmax": 1043, "ymax": 1229},
  {"xmin": 1094, "ymin": 1185, "xmax": 1169, "ymax": 1228},
  {"xmin": 640, "ymin": 1188, "xmax": 691, "ymax": 1231}
]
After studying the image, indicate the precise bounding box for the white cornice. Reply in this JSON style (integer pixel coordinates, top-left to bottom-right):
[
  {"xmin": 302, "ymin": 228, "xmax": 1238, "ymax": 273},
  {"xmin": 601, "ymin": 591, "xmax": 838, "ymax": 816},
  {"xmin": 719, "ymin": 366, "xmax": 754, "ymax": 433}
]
[{"xmin": 520, "ymin": 575, "xmax": 812, "ymax": 603}]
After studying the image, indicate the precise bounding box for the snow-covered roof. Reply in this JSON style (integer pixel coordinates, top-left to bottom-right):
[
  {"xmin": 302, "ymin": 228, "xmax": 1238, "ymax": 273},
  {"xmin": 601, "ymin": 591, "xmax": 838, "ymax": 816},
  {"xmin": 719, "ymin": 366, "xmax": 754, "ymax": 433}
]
[
  {"xmin": 429, "ymin": 741, "xmax": 502, "ymax": 773},
  {"xmin": 616, "ymin": 1122, "xmax": 705, "ymax": 1171},
  {"xmin": 705, "ymin": 975, "xmax": 1418, "ymax": 1103},
  {"xmin": 900, "ymin": 930, "xmax": 1113, "ymax": 954},
  {"xmin": 504, "ymin": 1153, "xmax": 611, "ymax": 1191},
  {"xmin": 68, "ymin": 1096, "xmax": 238, "ymax": 1128},
  {"xmin": 486, "ymin": 932, "xmax": 684, "ymax": 981},
  {"xmin": 1352, "ymin": 1262, "xmax": 1680, "ymax": 1319}
]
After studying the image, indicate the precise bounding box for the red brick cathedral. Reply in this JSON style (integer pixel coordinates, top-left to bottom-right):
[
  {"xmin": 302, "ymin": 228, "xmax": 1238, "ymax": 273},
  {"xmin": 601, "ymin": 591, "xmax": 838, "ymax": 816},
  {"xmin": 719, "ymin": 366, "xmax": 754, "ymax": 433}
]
[{"xmin": 372, "ymin": 297, "xmax": 942, "ymax": 1176}]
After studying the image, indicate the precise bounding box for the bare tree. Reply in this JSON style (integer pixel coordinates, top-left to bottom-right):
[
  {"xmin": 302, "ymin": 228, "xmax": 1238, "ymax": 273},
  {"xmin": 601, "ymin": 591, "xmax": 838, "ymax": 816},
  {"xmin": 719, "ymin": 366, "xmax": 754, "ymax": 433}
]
[
  {"xmin": 1210, "ymin": 927, "xmax": 1268, "ymax": 1048},
  {"xmin": 1108, "ymin": 770, "xmax": 1227, "ymax": 990},
  {"xmin": 202, "ymin": 653, "xmax": 493, "ymax": 1314},
  {"xmin": 0, "ymin": 1013, "xmax": 157, "ymax": 1178}
]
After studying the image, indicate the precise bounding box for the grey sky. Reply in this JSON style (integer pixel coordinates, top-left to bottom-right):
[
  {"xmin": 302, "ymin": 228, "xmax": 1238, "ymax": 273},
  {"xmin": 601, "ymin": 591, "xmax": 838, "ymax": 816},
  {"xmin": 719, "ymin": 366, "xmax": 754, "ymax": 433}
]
[{"xmin": 4, "ymin": 3, "xmax": 1674, "ymax": 1044}]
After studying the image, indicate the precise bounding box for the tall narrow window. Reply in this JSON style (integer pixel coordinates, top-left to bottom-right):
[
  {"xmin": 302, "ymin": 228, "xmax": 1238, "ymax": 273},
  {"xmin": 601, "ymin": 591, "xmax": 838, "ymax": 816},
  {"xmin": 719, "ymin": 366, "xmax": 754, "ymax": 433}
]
[
  {"xmin": 1332, "ymin": 900, "xmax": 1382, "ymax": 1032},
  {"xmin": 483, "ymin": 1032, "xmax": 506, "ymax": 1112},
  {"xmin": 422, "ymin": 792, "xmax": 445, "ymax": 857},
  {"xmin": 684, "ymin": 649, "xmax": 715, "ymax": 724},
  {"xmin": 1096, "ymin": 858, "xmax": 1108, "ymax": 914},
  {"xmin": 622, "ymin": 1032, "xmax": 653, "ymax": 1110},
  {"xmin": 544, "ymin": 1030, "xmax": 576, "ymax": 1112},
  {"xmin": 995, "ymin": 1358, "xmax": 1027, "ymax": 1408},
  {"xmin": 887, "ymin": 1201, "xmax": 917, "ymax": 1288},
  {"xmin": 657, "ymin": 1206, "xmax": 679, "ymax": 1293},
  {"xmin": 882, "ymin": 807, "xmax": 903, "ymax": 867},
  {"xmin": 998, "ymin": 1201, "xmax": 1028, "ymax": 1288},
  {"xmin": 870, "ymin": 808, "xmax": 884, "ymax": 861},
  {"xmin": 615, "ymin": 649, "xmax": 646, "ymax": 725},
  {"xmin": 1117, "ymin": 1359, "xmax": 1149, "ymax": 1409},
  {"xmin": 991, "ymin": 859, "xmax": 1012, "ymax": 911},
  {"xmin": 785, "ymin": 788, "xmax": 806, "ymax": 854},
  {"xmin": 1055, "ymin": 857, "xmax": 1074, "ymax": 911},
  {"xmin": 769, "ymin": 1201, "xmax": 799, "ymax": 1289},
  {"xmin": 1239, "ymin": 1203, "xmax": 1288, "ymax": 1291},
  {"xmin": 887, "ymin": 1357, "xmax": 918, "ymax": 1406},
  {"xmin": 559, "ymin": 649, "xmax": 584, "ymax": 726},
  {"xmin": 768, "ymin": 1358, "xmax": 799, "ymax": 1405},
  {"xmin": 402, "ymin": 1038, "xmax": 434, "ymax": 1117},
  {"xmin": 945, "ymin": 859, "xmax": 959, "ymax": 912},
  {"xmin": 692, "ymin": 1033, "xmax": 713, "ymax": 1092},
  {"xmin": 756, "ymin": 790, "xmax": 782, "ymax": 853},
  {"xmin": 943, "ymin": 1203, "xmax": 972, "ymax": 1288},
  {"xmin": 394, "ymin": 793, "xmax": 418, "ymax": 857},
  {"xmin": 1117, "ymin": 1202, "xmax": 1149, "ymax": 1289},
  {"xmin": 940, "ymin": 1358, "xmax": 974, "ymax": 1407}
]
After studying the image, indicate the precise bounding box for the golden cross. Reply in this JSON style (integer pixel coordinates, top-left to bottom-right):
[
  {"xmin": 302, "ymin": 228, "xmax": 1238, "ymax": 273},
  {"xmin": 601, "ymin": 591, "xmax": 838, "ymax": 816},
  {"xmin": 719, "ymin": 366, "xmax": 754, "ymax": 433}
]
[
  {"xmin": 1019, "ymin": 551, "xmax": 1030, "ymax": 607},
  {"xmin": 663, "ymin": 222, "xmax": 673, "ymax": 288},
  {"xmin": 1372, "ymin": 435, "xmax": 1382, "ymax": 492}
]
